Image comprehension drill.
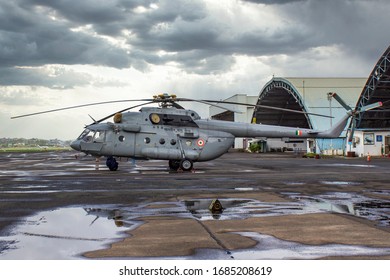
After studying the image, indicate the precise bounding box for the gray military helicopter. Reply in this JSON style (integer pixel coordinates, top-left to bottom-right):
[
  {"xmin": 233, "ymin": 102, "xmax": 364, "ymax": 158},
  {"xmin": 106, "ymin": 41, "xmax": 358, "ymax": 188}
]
[{"xmin": 12, "ymin": 93, "xmax": 382, "ymax": 171}]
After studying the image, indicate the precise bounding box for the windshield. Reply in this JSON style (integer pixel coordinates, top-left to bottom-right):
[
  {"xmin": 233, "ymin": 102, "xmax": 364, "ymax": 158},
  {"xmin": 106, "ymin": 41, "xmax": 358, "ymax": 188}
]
[
  {"xmin": 77, "ymin": 129, "xmax": 92, "ymax": 141},
  {"xmin": 77, "ymin": 129, "xmax": 106, "ymax": 143}
]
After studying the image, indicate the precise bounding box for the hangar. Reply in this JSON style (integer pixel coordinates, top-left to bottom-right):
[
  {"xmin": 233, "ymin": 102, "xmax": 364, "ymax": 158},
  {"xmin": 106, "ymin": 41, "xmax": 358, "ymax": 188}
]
[{"xmin": 210, "ymin": 45, "xmax": 390, "ymax": 156}]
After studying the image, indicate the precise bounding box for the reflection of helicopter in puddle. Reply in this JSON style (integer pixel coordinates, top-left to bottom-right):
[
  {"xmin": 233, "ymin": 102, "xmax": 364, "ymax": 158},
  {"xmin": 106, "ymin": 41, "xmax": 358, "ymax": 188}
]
[
  {"xmin": 296, "ymin": 196, "xmax": 356, "ymax": 215},
  {"xmin": 12, "ymin": 93, "xmax": 382, "ymax": 171},
  {"xmin": 83, "ymin": 199, "xmax": 242, "ymax": 228},
  {"xmin": 293, "ymin": 195, "xmax": 390, "ymax": 226},
  {"xmin": 84, "ymin": 207, "xmax": 125, "ymax": 227},
  {"xmin": 83, "ymin": 199, "xmax": 230, "ymax": 227}
]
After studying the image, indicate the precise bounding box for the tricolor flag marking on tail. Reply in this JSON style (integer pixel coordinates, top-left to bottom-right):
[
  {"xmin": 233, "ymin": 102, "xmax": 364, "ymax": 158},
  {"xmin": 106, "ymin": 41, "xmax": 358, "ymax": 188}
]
[{"xmin": 296, "ymin": 130, "xmax": 302, "ymax": 136}]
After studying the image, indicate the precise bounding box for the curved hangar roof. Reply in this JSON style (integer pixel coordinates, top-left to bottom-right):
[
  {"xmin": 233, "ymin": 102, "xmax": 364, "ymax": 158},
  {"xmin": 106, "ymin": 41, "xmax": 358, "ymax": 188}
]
[
  {"xmin": 252, "ymin": 77, "xmax": 366, "ymax": 132},
  {"xmin": 356, "ymin": 45, "xmax": 390, "ymax": 129},
  {"xmin": 252, "ymin": 45, "xmax": 390, "ymax": 132},
  {"xmin": 252, "ymin": 78, "xmax": 313, "ymax": 129}
]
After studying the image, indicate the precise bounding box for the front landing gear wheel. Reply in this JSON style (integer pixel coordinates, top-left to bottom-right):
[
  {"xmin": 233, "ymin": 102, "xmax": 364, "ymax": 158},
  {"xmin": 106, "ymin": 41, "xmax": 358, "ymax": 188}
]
[
  {"xmin": 106, "ymin": 156, "xmax": 118, "ymax": 171},
  {"xmin": 169, "ymin": 160, "xmax": 181, "ymax": 171},
  {"xmin": 180, "ymin": 159, "xmax": 193, "ymax": 172}
]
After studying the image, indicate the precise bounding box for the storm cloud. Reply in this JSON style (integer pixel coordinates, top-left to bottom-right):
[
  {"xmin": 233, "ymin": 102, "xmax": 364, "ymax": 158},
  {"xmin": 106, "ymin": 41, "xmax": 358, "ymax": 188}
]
[
  {"xmin": 0, "ymin": 0, "xmax": 389, "ymax": 85},
  {"xmin": 242, "ymin": 0, "xmax": 305, "ymax": 4}
]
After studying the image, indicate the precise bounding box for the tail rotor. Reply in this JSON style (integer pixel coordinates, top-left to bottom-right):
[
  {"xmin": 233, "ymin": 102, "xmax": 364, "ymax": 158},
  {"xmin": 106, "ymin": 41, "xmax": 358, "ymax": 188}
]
[{"xmin": 329, "ymin": 92, "xmax": 383, "ymax": 144}]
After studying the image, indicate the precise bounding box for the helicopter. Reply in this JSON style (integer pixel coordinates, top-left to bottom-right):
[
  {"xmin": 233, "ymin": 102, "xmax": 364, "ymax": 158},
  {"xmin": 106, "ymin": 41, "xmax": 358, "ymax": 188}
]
[{"xmin": 12, "ymin": 93, "xmax": 382, "ymax": 172}]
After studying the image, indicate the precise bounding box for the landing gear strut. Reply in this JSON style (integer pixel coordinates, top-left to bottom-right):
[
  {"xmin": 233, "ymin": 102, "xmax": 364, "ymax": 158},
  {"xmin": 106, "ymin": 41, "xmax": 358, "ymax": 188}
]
[
  {"xmin": 173, "ymin": 136, "xmax": 194, "ymax": 172},
  {"xmin": 106, "ymin": 156, "xmax": 118, "ymax": 171}
]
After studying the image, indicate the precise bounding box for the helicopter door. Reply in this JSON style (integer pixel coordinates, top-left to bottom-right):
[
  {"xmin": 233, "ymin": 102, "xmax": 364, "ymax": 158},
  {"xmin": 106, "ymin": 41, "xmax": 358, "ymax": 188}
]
[{"xmin": 113, "ymin": 132, "xmax": 136, "ymax": 157}]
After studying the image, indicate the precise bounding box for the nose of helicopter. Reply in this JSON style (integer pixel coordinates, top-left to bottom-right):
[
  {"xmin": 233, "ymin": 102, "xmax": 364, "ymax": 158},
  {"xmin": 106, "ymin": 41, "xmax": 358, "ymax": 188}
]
[{"xmin": 70, "ymin": 140, "xmax": 81, "ymax": 151}]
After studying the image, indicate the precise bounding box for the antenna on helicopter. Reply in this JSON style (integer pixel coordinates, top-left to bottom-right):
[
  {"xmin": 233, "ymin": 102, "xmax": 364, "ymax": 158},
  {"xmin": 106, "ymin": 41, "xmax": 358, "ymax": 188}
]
[{"xmin": 88, "ymin": 114, "xmax": 97, "ymax": 124}]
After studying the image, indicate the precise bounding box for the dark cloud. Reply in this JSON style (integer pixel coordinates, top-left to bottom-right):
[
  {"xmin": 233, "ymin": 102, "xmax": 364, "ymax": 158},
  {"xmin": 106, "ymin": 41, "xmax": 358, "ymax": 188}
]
[
  {"xmin": 0, "ymin": 67, "xmax": 93, "ymax": 89},
  {"xmin": 277, "ymin": 0, "xmax": 390, "ymax": 62},
  {"xmin": 242, "ymin": 0, "xmax": 305, "ymax": 4},
  {"xmin": 26, "ymin": 0, "xmax": 152, "ymax": 36},
  {"xmin": 0, "ymin": 0, "xmax": 389, "ymax": 86},
  {"xmin": 0, "ymin": 1, "xmax": 132, "ymax": 69}
]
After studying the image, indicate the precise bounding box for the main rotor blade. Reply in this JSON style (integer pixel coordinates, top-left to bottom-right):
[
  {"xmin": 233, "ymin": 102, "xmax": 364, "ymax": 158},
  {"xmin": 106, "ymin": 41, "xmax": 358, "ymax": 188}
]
[
  {"xmin": 201, "ymin": 99, "xmax": 333, "ymax": 118},
  {"xmin": 11, "ymin": 99, "xmax": 153, "ymax": 119},
  {"xmin": 177, "ymin": 98, "xmax": 243, "ymax": 113}
]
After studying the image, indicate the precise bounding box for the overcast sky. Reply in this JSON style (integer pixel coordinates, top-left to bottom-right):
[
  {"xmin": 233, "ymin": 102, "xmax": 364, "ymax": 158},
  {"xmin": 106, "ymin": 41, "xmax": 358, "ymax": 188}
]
[{"xmin": 1, "ymin": 0, "xmax": 389, "ymax": 139}]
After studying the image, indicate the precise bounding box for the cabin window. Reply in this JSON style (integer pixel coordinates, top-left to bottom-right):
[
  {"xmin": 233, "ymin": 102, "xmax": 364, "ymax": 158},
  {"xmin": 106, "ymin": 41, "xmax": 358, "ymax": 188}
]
[
  {"xmin": 170, "ymin": 139, "xmax": 177, "ymax": 145},
  {"xmin": 159, "ymin": 138, "xmax": 166, "ymax": 145},
  {"xmin": 118, "ymin": 135, "xmax": 125, "ymax": 142},
  {"xmin": 144, "ymin": 137, "xmax": 151, "ymax": 144}
]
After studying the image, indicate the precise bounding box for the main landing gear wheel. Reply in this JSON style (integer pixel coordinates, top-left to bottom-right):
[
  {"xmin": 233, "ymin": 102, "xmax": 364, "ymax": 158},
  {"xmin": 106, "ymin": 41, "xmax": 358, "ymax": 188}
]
[
  {"xmin": 180, "ymin": 159, "xmax": 193, "ymax": 172},
  {"xmin": 106, "ymin": 156, "xmax": 118, "ymax": 171},
  {"xmin": 168, "ymin": 160, "xmax": 181, "ymax": 171}
]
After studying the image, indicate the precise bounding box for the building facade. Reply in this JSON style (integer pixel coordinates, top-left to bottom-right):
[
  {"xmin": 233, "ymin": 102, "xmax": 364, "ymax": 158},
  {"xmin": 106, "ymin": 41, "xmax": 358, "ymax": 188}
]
[{"xmin": 209, "ymin": 46, "xmax": 390, "ymax": 156}]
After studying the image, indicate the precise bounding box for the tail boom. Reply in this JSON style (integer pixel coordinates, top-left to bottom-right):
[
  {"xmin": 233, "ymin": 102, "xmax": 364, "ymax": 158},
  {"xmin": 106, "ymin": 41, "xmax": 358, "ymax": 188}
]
[{"xmin": 196, "ymin": 113, "xmax": 350, "ymax": 139}]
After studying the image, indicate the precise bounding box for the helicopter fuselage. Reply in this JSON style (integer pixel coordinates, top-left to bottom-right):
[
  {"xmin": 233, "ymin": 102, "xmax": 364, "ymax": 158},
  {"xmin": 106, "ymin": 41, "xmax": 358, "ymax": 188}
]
[{"xmin": 70, "ymin": 107, "xmax": 235, "ymax": 163}]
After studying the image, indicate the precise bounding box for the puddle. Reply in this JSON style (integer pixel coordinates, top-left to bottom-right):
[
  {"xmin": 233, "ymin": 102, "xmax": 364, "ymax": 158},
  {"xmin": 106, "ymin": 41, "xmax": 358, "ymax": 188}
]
[
  {"xmin": 1, "ymin": 190, "xmax": 62, "ymax": 194},
  {"xmin": 185, "ymin": 199, "xmax": 260, "ymax": 220},
  {"xmin": 0, "ymin": 189, "xmax": 112, "ymax": 194},
  {"xmin": 1, "ymin": 184, "xmax": 60, "ymax": 194},
  {"xmin": 1, "ymin": 192, "xmax": 389, "ymax": 259},
  {"xmin": 323, "ymin": 163, "xmax": 377, "ymax": 168},
  {"xmin": 234, "ymin": 187, "xmax": 257, "ymax": 191},
  {"xmin": 0, "ymin": 185, "xmax": 56, "ymax": 194},
  {"xmin": 179, "ymin": 232, "xmax": 390, "ymax": 260},
  {"xmin": 0, "ymin": 207, "xmax": 137, "ymax": 259},
  {"xmin": 320, "ymin": 181, "xmax": 362, "ymax": 186},
  {"xmin": 284, "ymin": 182, "xmax": 305, "ymax": 185},
  {"xmin": 285, "ymin": 181, "xmax": 362, "ymax": 186},
  {"xmin": 369, "ymin": 190, "xmax": 390, "ymax": 197},
  {"xmin": 12, "ymin": 185, "xmax": 51, "ymax": 189},
  {"xmin": 129, "ymin": 169, "xmax": 206, "ymax": 175},
  {"xmin": 289, "ymin": 192, "xmax": 390, "ymax": 227},
  {"xmin": 0, "ymin": 171, "xmax": 32, "ymax": 177}
]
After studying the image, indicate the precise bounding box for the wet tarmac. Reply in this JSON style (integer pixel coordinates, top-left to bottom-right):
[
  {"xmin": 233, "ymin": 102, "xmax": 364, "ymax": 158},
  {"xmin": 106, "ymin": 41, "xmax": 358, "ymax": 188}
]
[{"xmin": 0, "ymin": 151, "xmax": 389, "ymax": 259}]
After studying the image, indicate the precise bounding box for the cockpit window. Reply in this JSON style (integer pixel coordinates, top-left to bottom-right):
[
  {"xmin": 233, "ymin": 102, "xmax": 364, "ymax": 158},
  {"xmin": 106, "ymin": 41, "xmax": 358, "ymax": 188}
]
[
  {"xmin": 77, "ymin": 129, "xmax": 105, "ymax": 142},
  {"xmin": 78, "ymin": 129, "xmax": 93, "ymax": 141}
]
